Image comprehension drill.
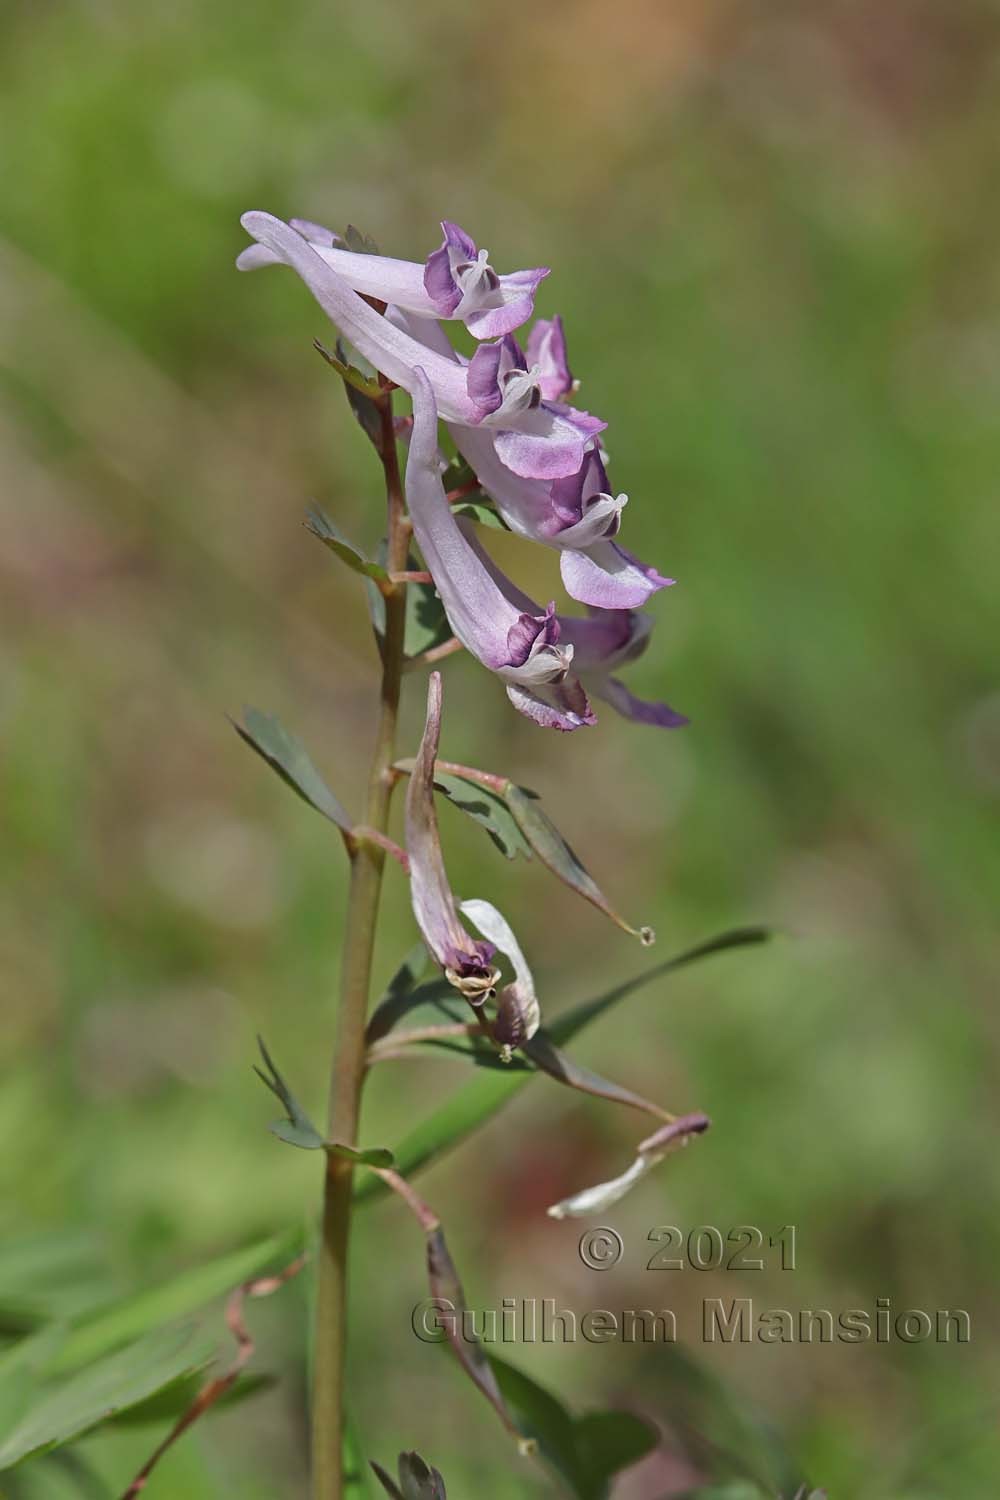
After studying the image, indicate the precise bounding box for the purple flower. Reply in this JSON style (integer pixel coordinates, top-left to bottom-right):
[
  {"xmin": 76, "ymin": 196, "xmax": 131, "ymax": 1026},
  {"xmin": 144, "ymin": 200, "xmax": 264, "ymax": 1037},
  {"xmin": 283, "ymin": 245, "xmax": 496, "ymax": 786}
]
[
  {"xmin": 423, "ymin": 221, "xmax": 549, "ymax": 337},
  {"xmin": 558, "ymin": 608, "xmax": 689, "ymax": 729},
  {"xmin": 406, "ymin": 368, "xmax": 595, "ymax": 732},
  {"xmin": 239, "ymin": 213, "xmax": 599, "ymax": 481},
  {"xmin": 240, "ymin": 216, "xmax": 548, "ymax": 340},
  {"xmin": 406, "ymin": 674, "xmax": 500, "ymax": 1002},
  {"xmin": 389, "ymin": 309, "xmax": 672, "ymax": 609}
]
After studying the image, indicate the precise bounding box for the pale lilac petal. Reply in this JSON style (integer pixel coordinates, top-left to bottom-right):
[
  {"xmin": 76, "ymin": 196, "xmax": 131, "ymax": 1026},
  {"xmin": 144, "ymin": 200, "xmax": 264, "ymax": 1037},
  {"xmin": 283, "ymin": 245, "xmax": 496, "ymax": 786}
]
[
  {"xmin": 288, "ymin": 218, "xmax": 341, "ymax": 247},
  {"xmin": 441, "ymin": 219, "xmax": 477, "ymax": 260},
  {"xmin": 494, "ymin": 406, "xmax": 603, "ymax": 481},
  {"xmin": 406, "ymin": 673, "xmax": 499, "ymax": 993},
  {"xmin": 405, "ymin": 371, "xmax": 513, "ymax": 667},
  {"xmin": 595, "ymin": 676, "xmax": 689, "ymax": 729},
  {"xmin": 526, "ymin": 315, "xmax": 573, "ymax": 401},
  {"xmin": 464, "ymin": 268, "xmax": 550, "ymax": 339},
  {"xmin": 560, "ymin": 541, "xmax": 674, "ymax": 610}
]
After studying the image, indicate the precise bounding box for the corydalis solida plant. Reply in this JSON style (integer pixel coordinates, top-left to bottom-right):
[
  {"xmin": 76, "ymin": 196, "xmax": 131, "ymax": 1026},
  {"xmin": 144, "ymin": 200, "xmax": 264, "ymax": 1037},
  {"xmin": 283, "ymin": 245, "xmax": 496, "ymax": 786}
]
[{"xmin": 236, "ymin": 210, "xmax": 714, "ymax": 1499}]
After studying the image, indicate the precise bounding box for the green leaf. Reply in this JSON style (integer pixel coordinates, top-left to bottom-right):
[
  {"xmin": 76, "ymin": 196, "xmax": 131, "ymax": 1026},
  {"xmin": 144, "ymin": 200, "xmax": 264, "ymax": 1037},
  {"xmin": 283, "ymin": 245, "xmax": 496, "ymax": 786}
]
[
  {"xmin": 451, "ymin": 500, "xmax": 508, "ymax": 530},
  {"xmin": 431, "ymin": 772, "xmax": 532, "ymax": 860},
  {"xmin": 0, "ymin": 1232, "xmax": 114, "ymax": 1333},
  {"xmin": 397, "ymin": 1450, "xmax": 447, "ymax": 1499},
  {"xmin": 344, "ymin": 224, "xmax": 379, "ymax": 256},
  {"xmin": 506, "ymin": 784, "xmax": 652, "ymax": 941},
  {"xmin": 234, "ymin": 709, "xmax": 352, "ymax": 831},
  {"xmin": 254, "ymin": 1035, "xmax": 326, "ymax": 1150},
  {"xmin": 488, "ymin": 1355, "xmax": 657, "ymax": 1499},
  {"xmin": 365, "ymin": 943, "xmax": 431, "ymax": 1044},
  {"xmin": 306, "ymin": 507, "xmax": 389, "ymax": 582},
  {"xmin": 523, "ymin": 1030, "xmax": 670, "ymax": 1119},
  {"xmin": 355, "ymin": 928, "xmax": 771, "ymax": 1206},
  {"xmin": 327, "ymin": 1143, "xmax": 395, "ymax": 1168},
  {"xmin": 0, "ymin": 1326, "xmax": 66, "ymax": 1439},
  {"xmin": 313, "ymin": 339, "xmax": 384, "ymax": 398},
  {"xmin": 0, "ymin": 1324, "xmax": 214, "ymax": 1469},
  {"xmin": 574, "ymin": 1411, "xmax": 659, "ymax": 1495},
  {"xmin": 49, "ymin": 1231, "xmax": 298, "ymax": 1374}
]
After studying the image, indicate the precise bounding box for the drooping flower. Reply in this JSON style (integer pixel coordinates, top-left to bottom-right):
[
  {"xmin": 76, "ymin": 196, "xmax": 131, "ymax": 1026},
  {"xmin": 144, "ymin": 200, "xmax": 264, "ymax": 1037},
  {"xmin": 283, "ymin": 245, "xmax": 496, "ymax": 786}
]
[
  {"xmin": 239, "ymin": 213, "xmax": 599, "ymax": 479},
  {"xmin": 405, "ymin": 674, "xmax": 500, "ymax": 1003},
  {"xmin": 557, "ymin": 608, "xmax": 689, "ymax": 728},
  {"xmin": 239, "ymin": 216, "xmax": 548, "ymax": 339},
  {"xmin": 405, "ymin": 367, "xmax": 595, "ymax": 732},
  {"xmin": 456, "ymin": 533, "xmax": 684, "ymax": 730},
  {"xmin": 388, "ymin": 308, "xmax": 672, "ymax": 609},
  {"xmin": 547, "ymin": 1113, "xmax": 710, "ymax": 1219},
  {"xmin": 406, "ymin": 677, "xmax": 541, "ymax": 1057}
]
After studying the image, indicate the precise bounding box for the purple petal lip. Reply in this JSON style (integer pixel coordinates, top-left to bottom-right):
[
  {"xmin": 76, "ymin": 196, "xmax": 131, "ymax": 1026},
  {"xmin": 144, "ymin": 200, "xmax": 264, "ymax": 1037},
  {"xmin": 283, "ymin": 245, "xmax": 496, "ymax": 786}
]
[{"xmin": 526, "ymin": 315, "xmax": 573, "ymax": 402}]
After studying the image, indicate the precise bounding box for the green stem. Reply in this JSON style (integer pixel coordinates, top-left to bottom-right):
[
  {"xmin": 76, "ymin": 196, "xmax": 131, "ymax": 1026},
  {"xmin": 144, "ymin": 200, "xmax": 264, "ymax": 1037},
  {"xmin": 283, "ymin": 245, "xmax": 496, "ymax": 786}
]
[{"xmin": 311, "ymin": 392, "xmax": 409, "ymax": 1500}]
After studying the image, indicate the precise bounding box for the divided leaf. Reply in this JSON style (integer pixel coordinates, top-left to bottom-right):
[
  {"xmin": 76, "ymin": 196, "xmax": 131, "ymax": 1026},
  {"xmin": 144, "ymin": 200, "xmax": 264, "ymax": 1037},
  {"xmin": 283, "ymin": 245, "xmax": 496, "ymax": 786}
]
[
  {"xmin": 254, "ymin": 1036, "xmax": 325, "ymax": 1149},
  {"xmin": 234, "ymin": 709, "xmax": 351, "ymax": 831},
  {"xmin": 365, "ymin": 943, "xmax": 432, "ymax": 1045},
  {"xmin": 255, "ymin": 1038, "xmax": 394, "ymax": 1163}
]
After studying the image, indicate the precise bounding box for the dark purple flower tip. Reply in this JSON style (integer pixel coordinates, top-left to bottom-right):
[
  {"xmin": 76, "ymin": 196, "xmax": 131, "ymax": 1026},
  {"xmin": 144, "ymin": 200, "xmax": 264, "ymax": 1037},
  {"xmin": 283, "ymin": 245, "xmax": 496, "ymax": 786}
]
[{"xmin": 504, "ymin": 603, "xmax": 561, "ymax": 669}]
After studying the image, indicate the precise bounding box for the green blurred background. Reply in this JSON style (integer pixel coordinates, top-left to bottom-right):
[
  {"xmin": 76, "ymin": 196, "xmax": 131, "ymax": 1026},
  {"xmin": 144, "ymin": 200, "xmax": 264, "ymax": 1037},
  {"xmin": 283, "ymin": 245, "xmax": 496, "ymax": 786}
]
[{"xmin": 2, "ymin": 0, "xmax": 999, "ymax": 1494}]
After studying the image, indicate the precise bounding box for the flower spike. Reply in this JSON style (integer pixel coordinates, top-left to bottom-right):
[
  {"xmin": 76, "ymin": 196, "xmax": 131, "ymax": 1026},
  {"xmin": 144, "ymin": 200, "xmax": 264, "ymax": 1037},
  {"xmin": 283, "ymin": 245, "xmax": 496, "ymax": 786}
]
[{"xmin": 238, "ymin": 213, "xmax": 596, "ymax": 479}]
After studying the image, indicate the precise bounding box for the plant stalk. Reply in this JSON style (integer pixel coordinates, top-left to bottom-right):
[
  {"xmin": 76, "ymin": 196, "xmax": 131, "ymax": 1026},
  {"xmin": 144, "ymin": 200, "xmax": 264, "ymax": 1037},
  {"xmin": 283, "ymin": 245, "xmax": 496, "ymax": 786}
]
[{"xmin": 311, "ymin": 392, "xmax": 409, "ymax": 1499}]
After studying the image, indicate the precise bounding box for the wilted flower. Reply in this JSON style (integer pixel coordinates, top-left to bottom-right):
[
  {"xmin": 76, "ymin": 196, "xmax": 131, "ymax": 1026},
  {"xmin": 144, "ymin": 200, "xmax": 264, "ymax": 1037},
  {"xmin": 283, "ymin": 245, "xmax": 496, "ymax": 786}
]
[
  {"xmin": 405, "ymin": 673, "xmax": 500, "ymax": 1003},
  {"xmin": 239, "ymin": 216, "xmax": 548, "ymax": 339},
  {"xmin": 405, "ymin": 369, "xmax": 595, "ymax": 732},
  {"xmin": 239, "ymin": 213, "xmax": 600, "ymax": 479},
  {"xmin": 405, "ymin": 676, "xmax": 540, "ymax": 1061},
  {"xmin": 460, "ymin": 899, "xmax": 540, "ymax": 1059},
  {"xmin": 547, "ymin": 1113, "xmax": 710, "ymax": 1218}
]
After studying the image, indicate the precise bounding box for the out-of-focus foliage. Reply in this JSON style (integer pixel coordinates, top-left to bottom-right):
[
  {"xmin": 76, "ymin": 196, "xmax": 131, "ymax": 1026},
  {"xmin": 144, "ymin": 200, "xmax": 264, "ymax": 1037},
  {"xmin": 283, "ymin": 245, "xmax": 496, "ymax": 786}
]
[{"xmin": 2, "ymin": 0, "xmax": 999, "ymax": 1495}]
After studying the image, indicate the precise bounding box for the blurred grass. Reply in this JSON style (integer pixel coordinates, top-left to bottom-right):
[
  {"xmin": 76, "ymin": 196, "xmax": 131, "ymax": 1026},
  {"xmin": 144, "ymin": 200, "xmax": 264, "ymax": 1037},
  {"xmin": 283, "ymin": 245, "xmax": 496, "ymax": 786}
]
[{"xmin": 2, "ymin": 1, "xmax": 999, "ymax": 1495}]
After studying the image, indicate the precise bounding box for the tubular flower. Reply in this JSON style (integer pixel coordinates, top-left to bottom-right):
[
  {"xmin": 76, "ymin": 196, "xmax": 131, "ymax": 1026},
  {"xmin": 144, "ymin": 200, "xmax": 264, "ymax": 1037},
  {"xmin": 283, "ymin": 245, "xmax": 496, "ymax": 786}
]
[
  {"xmin": 547, "ymin": 1113, "xmax": 710, "ymax": 1219},
  {"xmin": 405, "ymin": 368, "xmax": 595, "ymax": 732},
  {"xmin": 239, "ymin": 216, "xmax": 548, "ymax": 339},
  {"xmin": 405, "ymin": 674, "xmax": 500, "ymax": 1003},
  {"xmin": 238, "ymin": 213, "xmax": 599, "ymax": 479},
  {"xmin": 388, "ymin": 309, "xmax": 672, "ymax": 609}
]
